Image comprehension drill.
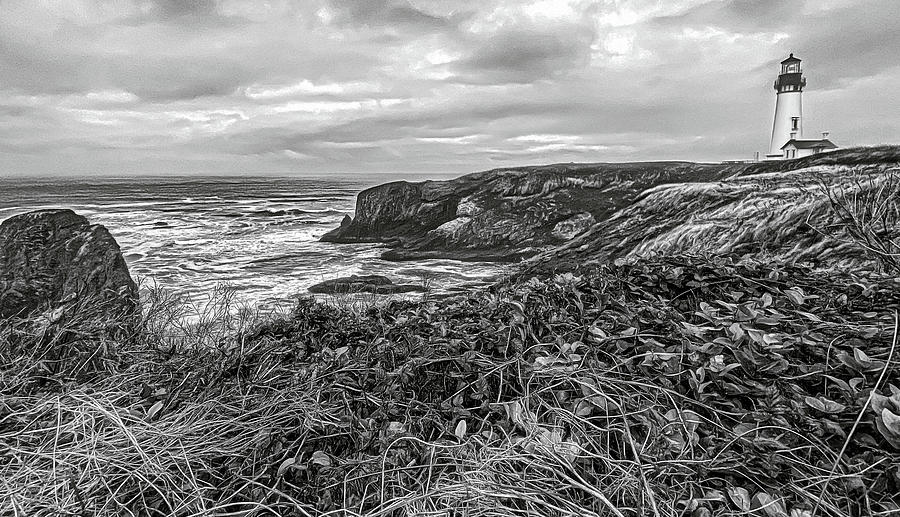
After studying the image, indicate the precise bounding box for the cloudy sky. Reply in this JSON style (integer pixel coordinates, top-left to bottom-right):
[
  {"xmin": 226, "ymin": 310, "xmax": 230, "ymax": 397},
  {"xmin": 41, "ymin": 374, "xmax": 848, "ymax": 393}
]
[{"xmin": 1, "ymin": 0, "xmax": 898, "ymax": 177}]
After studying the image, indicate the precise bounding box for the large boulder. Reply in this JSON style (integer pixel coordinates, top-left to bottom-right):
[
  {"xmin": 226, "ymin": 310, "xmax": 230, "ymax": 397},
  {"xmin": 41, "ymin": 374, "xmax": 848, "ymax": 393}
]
[{"xmin": 0, "ymin": 209, "xmax": 137, "ymax": 319}]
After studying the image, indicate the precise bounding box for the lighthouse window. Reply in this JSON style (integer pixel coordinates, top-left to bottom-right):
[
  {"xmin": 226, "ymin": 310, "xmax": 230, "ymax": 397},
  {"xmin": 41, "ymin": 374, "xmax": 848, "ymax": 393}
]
[{"xmin": 791, "ymin": 117, "xmax": 799, "ymax": 131}]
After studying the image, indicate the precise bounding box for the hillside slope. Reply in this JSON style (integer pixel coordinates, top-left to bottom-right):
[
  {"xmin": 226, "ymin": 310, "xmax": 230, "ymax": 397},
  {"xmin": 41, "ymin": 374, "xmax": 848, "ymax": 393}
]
[
  {"xmin": 322, "ymin": 161, "xmax": 741, "ymax": 261},
  {"xmin": 523, "ymin": 146, "xmax": 900, "ymax": 275}
]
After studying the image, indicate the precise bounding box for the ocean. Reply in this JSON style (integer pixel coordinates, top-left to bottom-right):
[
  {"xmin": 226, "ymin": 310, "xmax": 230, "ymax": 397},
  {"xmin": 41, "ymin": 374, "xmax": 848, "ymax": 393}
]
[{"xmin": 0, "ymin": 174, "xmax": 505, "ymax": 311}]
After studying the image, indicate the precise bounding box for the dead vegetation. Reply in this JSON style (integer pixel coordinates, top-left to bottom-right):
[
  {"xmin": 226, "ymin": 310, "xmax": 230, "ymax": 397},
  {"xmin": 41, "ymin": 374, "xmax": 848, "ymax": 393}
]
[
  {"xmin": 817, "ymin": 170, "xmax": 900, "ymax": 273},
  {"xmin": 3, "ymin": 256, "xmax": 900, "ymax": 516},
  {"xmin": 523, "ymin": 154, "xmax": 900, "ymax": 277},
  {"xmin": 4, "ymin": 145, "xmax": 900, "ymax": 516}
]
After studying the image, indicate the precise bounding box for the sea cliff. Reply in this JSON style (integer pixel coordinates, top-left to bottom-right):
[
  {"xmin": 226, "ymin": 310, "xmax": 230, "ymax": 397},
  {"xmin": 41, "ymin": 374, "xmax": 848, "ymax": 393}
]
[
  {"xmin": 322, "ymin": 161, "xmax": 741, "ymax": 261},
  {"xmin": 523, "ymin": 145, "xmax": 900, "ymax": 275}
]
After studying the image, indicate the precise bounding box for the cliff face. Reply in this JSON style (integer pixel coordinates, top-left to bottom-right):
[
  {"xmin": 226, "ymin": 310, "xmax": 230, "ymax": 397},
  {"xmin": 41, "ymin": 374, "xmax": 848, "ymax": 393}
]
[
  {"xmin": 521, "ymin": 146, "xmax": 900, "ymax": 275},
  {"xmin": 322, "ymin": 181, "xmax": 460, "ymax": 243},
  {"xmin": 322, "ymin": 161, "xmax": 741, "ymax": 261}
]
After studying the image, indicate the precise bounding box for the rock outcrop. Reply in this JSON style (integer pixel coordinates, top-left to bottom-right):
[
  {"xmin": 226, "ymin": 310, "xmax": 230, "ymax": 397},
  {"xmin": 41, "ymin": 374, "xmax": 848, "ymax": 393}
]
[
  {"xmin": 322, "ymin": 181, "xmax": 461, "ymax": 244},
  {"xmin": 323, "ymin": 162, "xmax": 740, "ymax": 261},
  {"xmin": 551, "ymin": 212, "xmax": 596, "ymax": 241},
  {"xmin": 308, "ymin": 275, "xmax": 426, "ymax": 295},
  {"xmin": 0, "ymin": 209, "xmax": 138, "ymax": 319}
]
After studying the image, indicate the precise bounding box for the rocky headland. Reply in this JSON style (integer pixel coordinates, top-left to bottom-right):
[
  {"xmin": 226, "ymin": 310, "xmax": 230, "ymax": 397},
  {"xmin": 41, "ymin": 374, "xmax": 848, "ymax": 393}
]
[
  {"xmin": 523, "ymin": 145, "xmax": 900, "ymax": 275},
  {"xmin": 323, "ymin": 146, "xmax": 900, "ymax": 273},
  {"xmin": 322, "ymin": 161, "xmax": 744, "ymax": 261}
]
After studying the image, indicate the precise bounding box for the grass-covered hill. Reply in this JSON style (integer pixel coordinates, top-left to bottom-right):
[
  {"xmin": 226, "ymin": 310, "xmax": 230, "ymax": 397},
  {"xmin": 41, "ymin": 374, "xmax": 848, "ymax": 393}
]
[
  {"xmin": 3, "ymin": 256, "xmax": 900, "ymax": 516},
  {"xmin": 524, "ymin": 146, "xmax": 900, "ymax": 276}
]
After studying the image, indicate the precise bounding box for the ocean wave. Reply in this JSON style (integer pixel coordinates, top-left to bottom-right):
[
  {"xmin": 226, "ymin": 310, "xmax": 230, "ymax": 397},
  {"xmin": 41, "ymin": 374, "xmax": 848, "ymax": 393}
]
[
  {"xmin": 210, "ymin": 208, "xmax": 344, "ymax": 218},
  {"xmin": 248, "ymin": 251, "xmax": 332, "ymax": 265},
  {"xmin": 173, "ymin": 239, "xmax": 213, "ymax": 246},
  {"xmin": 2, "ymin": 175, "xmax": 501, "ymax": 310}
]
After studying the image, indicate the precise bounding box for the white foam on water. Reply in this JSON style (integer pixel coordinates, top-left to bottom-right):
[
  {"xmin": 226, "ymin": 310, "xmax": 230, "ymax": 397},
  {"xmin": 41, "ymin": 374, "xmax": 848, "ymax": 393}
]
[{"xmin": 1, "ymin": 175, "xmax": 505, "ymax": 309}]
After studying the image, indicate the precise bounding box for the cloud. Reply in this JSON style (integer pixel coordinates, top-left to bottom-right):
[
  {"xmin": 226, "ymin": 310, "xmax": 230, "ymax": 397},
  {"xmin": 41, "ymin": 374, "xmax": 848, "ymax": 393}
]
[
  {"xmin": 649, "ymin": 0, "xmax": 900, "ymax": 87},
  {"xmin": 0, "ymin": 0, "xmax": 897, "ymax": 176},
  {"xmin": 0, "ymin": 1, "xmax": 384, "ymax": 101},
  {"xmin": 148, "ymin": 0, "xmax": 220, "ymax": 18},
  {"xmin": 453, "ymin": 24, "xmax": 596, "ymax": 83},
  {"xmin": 789, "ymin": 2, "xmax": 900, "ymax": 89},
  {"xmin": 655, "ymin": 0, "xmax": 795, "ymax": 32},
  {"xmin": 320, "ymin": 0, "xmax": 457, "ymax": 30}
]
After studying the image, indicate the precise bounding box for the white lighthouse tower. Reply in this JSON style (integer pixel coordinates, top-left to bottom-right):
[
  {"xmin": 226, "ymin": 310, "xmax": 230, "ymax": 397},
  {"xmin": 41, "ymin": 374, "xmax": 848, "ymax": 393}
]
[
  {"xmin": 765, "ymin": 53, "xmax": 838, "ymax": 160},
  {"xmin": 767, "ymin": 54, "xmax": 805, "ymax": 159}
]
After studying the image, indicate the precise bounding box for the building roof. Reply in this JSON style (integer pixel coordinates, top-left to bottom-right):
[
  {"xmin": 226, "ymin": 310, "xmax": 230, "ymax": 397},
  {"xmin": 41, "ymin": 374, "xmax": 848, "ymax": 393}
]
[
  {"xmin": 781, "ymin": 53, "xmax": 801, "ymax": 64},
  {"xmin": 781, "ymin": 139, "xmax": 838, "ymax": 150}
]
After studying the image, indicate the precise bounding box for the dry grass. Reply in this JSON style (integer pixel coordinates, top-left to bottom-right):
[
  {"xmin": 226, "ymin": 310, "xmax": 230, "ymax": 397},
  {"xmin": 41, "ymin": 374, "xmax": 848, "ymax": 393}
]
[
  {"xmin": 2, "ymin": 257, "xmax": 900, "ymax": 516},
  {"xmin": 817, "ymin": 170, "xmax": 900, "ymax": 273},
  {"xmin": 524, "ymin": 159, "xmax": 900, "ymax": 276}
]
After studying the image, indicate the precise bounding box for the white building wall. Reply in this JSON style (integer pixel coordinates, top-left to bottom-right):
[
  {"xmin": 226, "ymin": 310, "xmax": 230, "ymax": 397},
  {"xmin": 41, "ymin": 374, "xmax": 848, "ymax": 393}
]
[
  {"xmin": 768, "ymin": 91, "xmax": 803, "ymax": 157},
  {"xmin": 782, "ymin": 145, "xmax": 831, "ymax": 160}
]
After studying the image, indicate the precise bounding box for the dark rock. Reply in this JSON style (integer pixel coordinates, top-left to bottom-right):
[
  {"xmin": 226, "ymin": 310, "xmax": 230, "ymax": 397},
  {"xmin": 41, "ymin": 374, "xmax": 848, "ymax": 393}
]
[
  {"xmin": 322, "ymin": 181, "xmax": 459, "ymax": 243},
  {"xmin": 340, "ymin": 214, "xmax": 352, "ymax": 227},
  {"xmin": 321, "ymin": 162, "xmax": 742, "ymax": 261},
  {"xmin": 379, "ymin": 247, "xmax": 532, "ymax": 263},
  {"xmin": 0, "ymin": 209, "xmax": 138, "ymax": 319},
  {"xmin": 551, "ymin": 212, "xmax": 596, "ymax": 241},
  {"xmin": 308, "ymin": 275, "xmax": 427, "ymax": 295}
]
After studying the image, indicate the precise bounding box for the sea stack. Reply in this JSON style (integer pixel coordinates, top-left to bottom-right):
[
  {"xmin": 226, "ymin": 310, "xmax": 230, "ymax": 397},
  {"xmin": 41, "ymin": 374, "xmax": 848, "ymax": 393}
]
[{"xmin": 0, "ymin": 209, "xmax": 138, "ymax": 319}]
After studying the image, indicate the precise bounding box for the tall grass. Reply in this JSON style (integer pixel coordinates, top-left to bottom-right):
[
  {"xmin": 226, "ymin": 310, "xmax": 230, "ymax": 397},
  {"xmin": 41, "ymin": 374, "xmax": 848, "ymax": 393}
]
[
  {"xmin": 2, "ymin": 256, "xmax": 898, "ymax": 516},
  {"xmin": 818, "ymin": 170, "xmax": 900, "ymax": 273},
  {"xmin": 138, "ymin": 282, "xmax": 282, "ymax": 352},
  {"xmin": 524, "ymin": 159, "xmax": 900, "ymax": 277}
]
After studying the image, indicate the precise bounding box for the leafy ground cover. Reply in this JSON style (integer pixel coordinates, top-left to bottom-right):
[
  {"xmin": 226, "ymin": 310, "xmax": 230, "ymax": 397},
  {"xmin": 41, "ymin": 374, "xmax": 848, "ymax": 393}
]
[{"xmin": 2, "ymin": 256, "xmax": 900, "ymax": 516}]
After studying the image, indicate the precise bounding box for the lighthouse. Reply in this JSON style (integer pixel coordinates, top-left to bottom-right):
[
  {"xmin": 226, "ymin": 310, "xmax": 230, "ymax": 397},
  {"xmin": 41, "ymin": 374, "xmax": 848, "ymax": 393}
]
[
  {"xmin": 767, "ymin": 54, "xmax": 805, "ymax": 158},
  {"xmin": 766, "ymin": 54, "xmax": 837, "ymax": 160}
]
